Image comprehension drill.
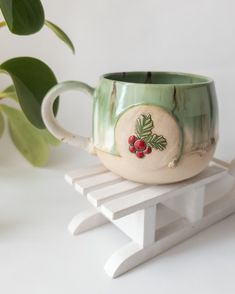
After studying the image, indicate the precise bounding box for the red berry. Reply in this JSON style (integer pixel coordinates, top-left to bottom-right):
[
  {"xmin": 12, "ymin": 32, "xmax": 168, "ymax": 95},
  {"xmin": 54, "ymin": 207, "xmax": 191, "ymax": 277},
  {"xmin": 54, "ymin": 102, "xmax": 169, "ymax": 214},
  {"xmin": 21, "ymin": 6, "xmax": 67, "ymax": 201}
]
[
  {"xmin": 136, "ymin": 151, "xmax": 144, "ymax": 158},
  {"xmin": 134, "ymin": 139, "xmax": 146, "ymax": 151},
  {"xmin": 128, "ymin": 135, "xmax": 137, "ymax": 145},
  {"xmin": 129, "ymin": 145, "xmax": 136, "ymax": 153},
  {"xmin": 144, "ymin": 146, "xmax": 152, "ymax": 154}
]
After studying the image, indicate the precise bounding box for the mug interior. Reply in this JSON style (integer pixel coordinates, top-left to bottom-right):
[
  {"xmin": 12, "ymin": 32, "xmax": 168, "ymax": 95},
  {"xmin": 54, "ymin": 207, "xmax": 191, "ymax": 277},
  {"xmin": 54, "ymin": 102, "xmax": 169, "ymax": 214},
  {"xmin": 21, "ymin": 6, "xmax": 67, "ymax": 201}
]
[{"xmin": 103, "ymin": 71, "xmax": 212, "ymax": 85}]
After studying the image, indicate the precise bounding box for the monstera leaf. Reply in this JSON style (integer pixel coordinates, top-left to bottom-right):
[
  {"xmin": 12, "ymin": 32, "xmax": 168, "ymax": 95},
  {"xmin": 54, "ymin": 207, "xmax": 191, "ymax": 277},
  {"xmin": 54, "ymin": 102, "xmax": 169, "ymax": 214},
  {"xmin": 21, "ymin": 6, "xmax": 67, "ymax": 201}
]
[
  {"xmin": 0, "ymin": 0, "xmax": 45, "ymax": 35},
  {"xmin": 0, "ymin": 57, "xmax": 58, "ymax": 129}
]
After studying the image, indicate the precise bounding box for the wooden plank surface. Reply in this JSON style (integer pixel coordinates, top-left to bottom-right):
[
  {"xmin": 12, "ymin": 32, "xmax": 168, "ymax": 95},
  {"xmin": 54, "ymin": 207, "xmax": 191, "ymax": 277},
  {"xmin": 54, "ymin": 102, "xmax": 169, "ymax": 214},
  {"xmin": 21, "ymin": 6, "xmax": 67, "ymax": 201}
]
[
  {"xmin": 74, "ymin": 171, "xmax": 122, "ymax": 194},
  {"xmin": 87, "ymin": 180, "xmax": 145, "ymax": 207},
  {"xmin": 101, "ymin": 165, "xmax": 227, "ymax": 220},
  {"xmin": 65, "ymin": 164, "xmax": 107, "ymax": 185}
]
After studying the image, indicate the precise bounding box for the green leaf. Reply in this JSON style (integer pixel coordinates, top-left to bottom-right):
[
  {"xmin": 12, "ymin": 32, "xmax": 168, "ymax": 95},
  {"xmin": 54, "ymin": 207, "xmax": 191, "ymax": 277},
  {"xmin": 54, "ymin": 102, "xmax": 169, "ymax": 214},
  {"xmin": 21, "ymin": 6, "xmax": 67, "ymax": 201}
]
[
  {"xmin": 0, "ymin": 20, "xmax": 6, "ymax": 28},
  {"xmin": 0, "ymin": 0, "xmax": 45, "ymax": 35},
  {"xmin": 0, "ymin": 110, "xmax": 4, "ymax": 139},
  {"xmin": 0, "ymin": 85, "xmax": 18, "ymax": 101},
  {"xmin": 1, "ymin": 105, "xmax": 50, "ymax": 166},
  {"xmin": 147, "ymin": 134, "xmax": 167, "ymax": 151},
  {"xmin": 135, "ymin": 114, "xmax": 154, "ymax": 140},
  {"xmin": 39, "ymin": 129, "xmax": 60, "ymax": 146},
  {"xmin": 45, "ymin": 20, "xmax": 75, "ymax": 54},
  {"xmin": 0, "ymin": 57, "xmax": 58, "ymax": 129}
]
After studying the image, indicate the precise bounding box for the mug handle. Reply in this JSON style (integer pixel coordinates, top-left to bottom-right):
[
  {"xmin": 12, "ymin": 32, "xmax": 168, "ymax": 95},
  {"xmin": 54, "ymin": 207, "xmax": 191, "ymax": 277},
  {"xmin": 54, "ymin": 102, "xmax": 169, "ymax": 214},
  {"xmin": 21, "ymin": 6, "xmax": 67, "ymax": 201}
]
[{"xmin": 41, "ymin": 81, "xmax": 95, "ymax": 153}]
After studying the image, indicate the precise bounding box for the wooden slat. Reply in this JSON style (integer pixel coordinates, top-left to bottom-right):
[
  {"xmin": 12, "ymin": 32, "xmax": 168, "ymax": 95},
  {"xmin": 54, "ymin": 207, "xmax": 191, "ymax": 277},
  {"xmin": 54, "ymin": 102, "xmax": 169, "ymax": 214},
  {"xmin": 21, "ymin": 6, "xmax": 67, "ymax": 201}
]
[
  {"xmin": 87, "ymin": 180, "xmax": 145, "ymax": 207},
  {"xmin": 101, "ymin": 165, "xmax": 227, "ymax": 220},
  {"xmin": 74, "ymin": 171, "xmax": 122, "ymax": 194},
  {"xmin": 65, "ymin": 164, "xmax": 107, "ymax": 185}
]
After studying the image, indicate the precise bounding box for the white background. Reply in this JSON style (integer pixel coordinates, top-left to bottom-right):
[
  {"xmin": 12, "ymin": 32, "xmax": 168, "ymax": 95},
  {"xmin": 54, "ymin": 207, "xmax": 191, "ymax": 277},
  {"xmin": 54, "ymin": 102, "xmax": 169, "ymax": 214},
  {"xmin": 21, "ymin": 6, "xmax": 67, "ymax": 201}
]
[{"xmin": 1, "ymin": 1, "xmax": 235, "ymax": 293}]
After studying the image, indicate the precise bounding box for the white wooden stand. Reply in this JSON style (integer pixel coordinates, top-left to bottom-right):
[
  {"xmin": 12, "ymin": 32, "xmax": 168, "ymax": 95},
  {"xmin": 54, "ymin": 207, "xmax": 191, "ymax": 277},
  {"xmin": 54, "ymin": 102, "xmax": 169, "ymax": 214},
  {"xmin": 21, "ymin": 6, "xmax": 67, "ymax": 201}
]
[{"xmin": 65, "ymin": 161, "xmax": 235, "ymax": 278}]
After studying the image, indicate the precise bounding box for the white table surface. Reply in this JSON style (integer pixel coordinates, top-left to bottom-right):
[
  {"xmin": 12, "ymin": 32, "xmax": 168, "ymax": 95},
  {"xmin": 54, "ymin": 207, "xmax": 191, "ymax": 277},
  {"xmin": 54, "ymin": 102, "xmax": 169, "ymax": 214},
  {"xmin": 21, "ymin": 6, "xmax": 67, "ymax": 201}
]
[{"xmin": 1, "ymin": 133, "xmax": 235, "ymax": 294}]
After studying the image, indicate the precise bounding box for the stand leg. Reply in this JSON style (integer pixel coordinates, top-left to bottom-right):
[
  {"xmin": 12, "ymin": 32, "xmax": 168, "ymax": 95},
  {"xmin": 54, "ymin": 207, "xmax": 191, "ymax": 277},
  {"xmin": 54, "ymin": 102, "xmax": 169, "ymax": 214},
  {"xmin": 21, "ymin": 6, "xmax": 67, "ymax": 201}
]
[
  {"xmin": 163, "ymin": 186, "xmax": 205, "ymax": 223},
  {"xmin": 136, "ymin": 206, "xmax": 157, "ymax": 246},
  {"xmin": 183, "ymin": 186, "xmax": 205, "ymax": 222},
  {"xmin": 105, "ymin": 205, "xmax": 157, "ymax": 278},
  {"xmin": 104, "ymin": 242, "xmax": 142, "ymax": 278},
  {"xmin": 68, "ymin": 208, "xmax": 109, "ymax": 235},
  {"xmin": 105, "ymin": 192, "xmax": 235, "ymax": 278}
]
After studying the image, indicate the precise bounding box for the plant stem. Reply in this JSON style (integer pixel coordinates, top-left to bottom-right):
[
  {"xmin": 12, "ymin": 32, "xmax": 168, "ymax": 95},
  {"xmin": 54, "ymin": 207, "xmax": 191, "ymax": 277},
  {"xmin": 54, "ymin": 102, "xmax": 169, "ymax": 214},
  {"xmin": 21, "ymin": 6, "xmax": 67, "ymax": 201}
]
[
  {"xmin": 0, "ymin": 21, "xmax": 6, "ymax": 28},
  {"xmin": 0, "ymin": 92, "xmax": 7, "ymax": 100}
]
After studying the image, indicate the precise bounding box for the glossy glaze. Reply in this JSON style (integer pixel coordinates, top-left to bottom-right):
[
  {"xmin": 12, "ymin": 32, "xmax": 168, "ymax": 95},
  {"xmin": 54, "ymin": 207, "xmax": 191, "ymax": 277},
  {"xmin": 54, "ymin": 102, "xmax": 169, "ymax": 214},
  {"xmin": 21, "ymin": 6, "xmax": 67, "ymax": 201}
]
[
  {"xmin": 42, "ymin": 71, "xmax": 218, "ymax": 183},
  {"xmin": 93, "ymin": 72, "xmax": 218, "ymax": 160}
]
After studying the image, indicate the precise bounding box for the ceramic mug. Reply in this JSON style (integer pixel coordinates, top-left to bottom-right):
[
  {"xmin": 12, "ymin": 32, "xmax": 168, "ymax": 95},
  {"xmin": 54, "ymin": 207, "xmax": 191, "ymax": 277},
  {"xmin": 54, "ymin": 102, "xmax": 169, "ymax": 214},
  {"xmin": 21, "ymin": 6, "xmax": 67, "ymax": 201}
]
[{"xmin": 41, "ymin": 71, "xmax": 218, "ymax": 184}]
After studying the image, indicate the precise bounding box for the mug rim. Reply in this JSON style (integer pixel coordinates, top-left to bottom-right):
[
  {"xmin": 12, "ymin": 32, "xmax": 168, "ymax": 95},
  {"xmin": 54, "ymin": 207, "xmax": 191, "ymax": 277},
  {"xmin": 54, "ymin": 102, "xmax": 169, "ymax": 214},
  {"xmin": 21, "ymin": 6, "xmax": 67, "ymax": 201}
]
[{"xmin": 102, "ymin": 71, "xmax": 214, "ymax": 86}]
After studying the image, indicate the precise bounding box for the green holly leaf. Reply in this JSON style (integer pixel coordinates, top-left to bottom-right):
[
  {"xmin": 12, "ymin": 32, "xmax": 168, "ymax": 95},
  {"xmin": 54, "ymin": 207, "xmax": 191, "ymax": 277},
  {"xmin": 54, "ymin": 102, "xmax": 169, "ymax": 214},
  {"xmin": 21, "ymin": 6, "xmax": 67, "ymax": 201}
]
[
  {"xmin": 0, "ymin": 57, "xmax": 58, "ymax": 129},
  {"xmin": 0, "ymin": 110, "xmax": 4, "ymax": 139},
  {"xmin": 0, "ymin": 0, "xmax": 45, "ymax": 35},
  {"xmin": 1, "ymin": 105, "xmax": 50, "ymax": 166},
  {"xmin": 147, "ymin": 134, "xmax": 167, "ymax": 151},
  {"xmin": 135, "ymin": 114, "xmax": 153, "ymax": 139},
  {"xmin": 45, "ymin": 20, "xmax": 75, "ymax": 54}
]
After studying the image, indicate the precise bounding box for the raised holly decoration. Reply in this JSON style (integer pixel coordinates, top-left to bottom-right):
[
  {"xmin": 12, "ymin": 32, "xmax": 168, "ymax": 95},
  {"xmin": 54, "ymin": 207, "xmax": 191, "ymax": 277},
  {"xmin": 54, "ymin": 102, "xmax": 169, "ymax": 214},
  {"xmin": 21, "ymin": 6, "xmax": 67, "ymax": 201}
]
[{"xmin": 128, "ymin": 114, "xmax": 167, "ymax": 158}]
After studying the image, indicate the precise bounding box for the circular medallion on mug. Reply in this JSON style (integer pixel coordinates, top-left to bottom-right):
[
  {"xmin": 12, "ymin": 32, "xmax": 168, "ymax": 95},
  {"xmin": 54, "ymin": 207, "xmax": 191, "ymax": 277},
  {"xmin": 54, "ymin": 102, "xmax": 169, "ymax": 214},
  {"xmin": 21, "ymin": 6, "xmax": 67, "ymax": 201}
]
[{"xmin": 115, "ymin": 105, "xmax": 181, "ymax": 170}]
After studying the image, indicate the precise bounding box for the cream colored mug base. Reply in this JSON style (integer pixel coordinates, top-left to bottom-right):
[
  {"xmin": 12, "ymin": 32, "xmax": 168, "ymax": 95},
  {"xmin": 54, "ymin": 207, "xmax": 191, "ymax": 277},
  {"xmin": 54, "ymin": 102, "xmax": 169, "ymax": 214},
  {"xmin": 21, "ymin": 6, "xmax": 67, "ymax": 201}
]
[{"xmin": 96, "ymin": 146, "xmax": 216, "ymax": 184}]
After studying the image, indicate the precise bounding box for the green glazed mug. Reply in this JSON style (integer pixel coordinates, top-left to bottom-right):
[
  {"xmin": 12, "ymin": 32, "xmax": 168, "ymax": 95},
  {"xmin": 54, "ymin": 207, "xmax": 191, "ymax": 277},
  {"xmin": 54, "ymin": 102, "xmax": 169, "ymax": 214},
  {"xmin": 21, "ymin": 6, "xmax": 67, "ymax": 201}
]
[{"xmin": 41, "ymin": 72, "xmax": 218, "ymax": 184}]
